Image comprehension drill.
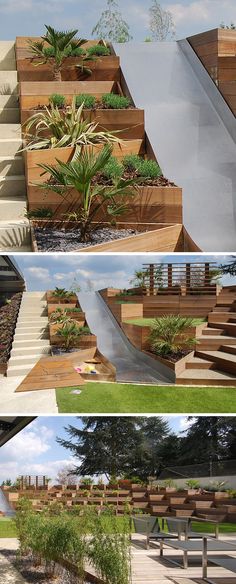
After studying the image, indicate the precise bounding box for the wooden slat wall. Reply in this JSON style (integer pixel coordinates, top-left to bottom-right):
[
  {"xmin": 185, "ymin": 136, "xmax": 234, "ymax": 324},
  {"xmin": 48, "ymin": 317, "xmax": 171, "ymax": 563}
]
[{"xmin": 188, "ymin": 28, "xmax": 236, "ymax": 114}]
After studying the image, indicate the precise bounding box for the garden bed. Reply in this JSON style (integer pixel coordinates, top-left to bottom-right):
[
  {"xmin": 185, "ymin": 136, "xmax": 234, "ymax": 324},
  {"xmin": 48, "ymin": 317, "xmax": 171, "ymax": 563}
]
[
  {"xmin": 0, "ymin": 293, "xmax": 22, "ymax": 373},
  {"xmin": 17, "ymin": 55, "xmax": 120, "ymax": 82},
  {"xmin": 30, "ymin": 221, "xmax": 189, "ymax": 252},
  {"xmin": 19, "ymin": 80, "xmax": 119, "ymax": 109}
]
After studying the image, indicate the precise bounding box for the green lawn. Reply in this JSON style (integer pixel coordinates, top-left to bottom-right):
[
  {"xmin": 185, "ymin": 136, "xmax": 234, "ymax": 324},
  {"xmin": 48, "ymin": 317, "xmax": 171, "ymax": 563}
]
[
  {"xmin": 123, "ymin": 317, "xmax": 206, "ymax": 326},
  {"xmin": 0, "ymin": 518, "xmax": 17, "ymax": 537},
  {"xmin": 56, "ymin": 382, "xmax": 236, "ymax": 413}
]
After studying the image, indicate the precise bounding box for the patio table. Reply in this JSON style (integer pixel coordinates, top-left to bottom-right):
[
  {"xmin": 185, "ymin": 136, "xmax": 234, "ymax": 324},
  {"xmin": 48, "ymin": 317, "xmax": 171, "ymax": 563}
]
[{"xmin": 159, "ymin": 536, "xmax": 236, "ymax": 570}]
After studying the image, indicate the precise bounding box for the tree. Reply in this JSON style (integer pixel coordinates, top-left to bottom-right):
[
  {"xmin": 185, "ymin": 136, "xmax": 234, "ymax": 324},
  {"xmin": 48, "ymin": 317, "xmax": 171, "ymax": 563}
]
[
  {"xmin": 92, "ymin": 0, "xmax": 133, "ymax": 43},
  {"xmin": 219, "ymin": 256, "xmax": 236, "ymax": 276},
  {"xmin": 56, "ymin": 465, "xmax": 79, "ymax": 486},
  {"xmin": 178, "ymin": 417, "xmax": 236, "ymax": 465},
  {"xmin": 57, "ymin": 417, "xmax": 144, "ymax": 479},
  {"xmin": 149, "ymin": 1, "xmax": 175, "ymax": 41}
]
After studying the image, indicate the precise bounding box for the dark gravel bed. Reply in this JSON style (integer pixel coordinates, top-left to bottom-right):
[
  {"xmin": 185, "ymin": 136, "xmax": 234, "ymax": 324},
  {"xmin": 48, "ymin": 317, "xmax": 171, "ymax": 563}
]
[
  {"xmin": 34, "ymin": 227, "xmax": 139, "ymax": 252},
  {"xmin": 1, "ymin": 549, "xmax": 91, "ymax": 584}
]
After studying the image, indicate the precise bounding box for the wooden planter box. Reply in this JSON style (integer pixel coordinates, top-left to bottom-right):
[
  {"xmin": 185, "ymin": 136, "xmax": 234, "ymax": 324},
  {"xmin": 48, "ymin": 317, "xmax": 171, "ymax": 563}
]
[
  {"xmin": 48, "ymin": 309, "xmax": 85, "ymax": 322},
  {"xmin": 47, "ymin": 303, "xmax": 77, "ymax": 315},
  {"xmin": 25, "ymin": 141, "xmax": 144, "ymax": 187},
  {"xmin": 49, "ymin": 322, "xmax": 86, "ymax": 340},
  {"xmin": 17, "ymin": 55, "xmax": 120, "ymax": 82},
  {"xmin": 27, "ymin": 182, "xmax": 182, "ymax": 226},
  {"xmin": 19, "ymin": 80, "xmax": 118, "ymax": 109},
  {"xmin": 46, "ymin": 290, "xmax": 78, "ymax": 304},
  {"xmin": 51, "ymin": 332, "xmax": 97, "ymax": 348},
  {"xmin": 21, "ymin": 106, "xmax": 145, "ymax": 141},
  {"xmin": 31, "ymin": 221, "xmax": 197, "ymax": 253}
]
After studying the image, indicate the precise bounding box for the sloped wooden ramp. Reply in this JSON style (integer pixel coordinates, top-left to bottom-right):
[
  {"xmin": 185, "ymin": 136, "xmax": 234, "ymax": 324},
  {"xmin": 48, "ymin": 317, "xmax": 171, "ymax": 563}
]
[
  {"xmin": 15, "ymin": 348, "xmax": 116, "ymax": 392},
  {"xmin": 15, "ymin": 353, "xmax": 85, "ymax": 392}
]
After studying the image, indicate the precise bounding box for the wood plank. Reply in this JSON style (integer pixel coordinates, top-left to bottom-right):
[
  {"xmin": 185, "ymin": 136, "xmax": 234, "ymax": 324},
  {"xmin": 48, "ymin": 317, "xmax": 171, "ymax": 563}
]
[{"xmin": 15, "ymin": 354, "xmax": 85, "ymax": 392}]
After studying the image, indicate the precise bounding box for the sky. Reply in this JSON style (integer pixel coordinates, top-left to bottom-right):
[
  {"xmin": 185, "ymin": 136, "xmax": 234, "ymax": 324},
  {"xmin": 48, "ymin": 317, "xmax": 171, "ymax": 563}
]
[
  {"xmin": 15, "ymin": 253, "xmax": 236, "ymax": 292},
  {"xmin": 0, "ymin": 415, "xmax": 193, "ymax": 484},
  {"xmin": 0, "ymin": 0, "xmax": 236, "ymax": 42}
]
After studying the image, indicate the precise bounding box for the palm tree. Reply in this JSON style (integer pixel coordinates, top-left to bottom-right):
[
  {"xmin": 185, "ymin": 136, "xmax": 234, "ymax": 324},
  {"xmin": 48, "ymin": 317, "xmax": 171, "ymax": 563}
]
[
  {"xmin": 57, "ymin": 323, "xmax": 90, "ymax": 350},
  {"xmin": 28, "ymin": 25, "xmax": 90, "ymax": 81},
  {"xmin": 149, "ymin": 315, "xmax": 196, "ymax": 358},
  {"xmin": 23, "ymin": 99, "xmax": 122, "ymax": 150},
  {"xmin": 51, "ymin": 287, "xmax": 74, "ymax": 301},
  {"xmin": 37, "ymin": 145, "xmax": 138, "ymax": 242}
]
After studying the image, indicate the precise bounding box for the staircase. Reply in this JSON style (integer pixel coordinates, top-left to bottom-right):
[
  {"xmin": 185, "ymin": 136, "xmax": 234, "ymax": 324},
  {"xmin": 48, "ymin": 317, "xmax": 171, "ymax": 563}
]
[
  {"xmin": 177, "ymin": 286, "xmax": 236, "ymax": 386},
  {"xmin": 7, "ymin": 291, "xmax": 50, "ymax": 377},
  {"xmin": 0, "ymin": 41, "xmax": 31, "ymax": 251}
]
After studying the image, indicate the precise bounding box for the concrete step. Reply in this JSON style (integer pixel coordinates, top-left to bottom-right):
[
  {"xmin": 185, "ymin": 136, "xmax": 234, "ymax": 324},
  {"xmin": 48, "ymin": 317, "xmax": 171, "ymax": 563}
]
[
  {"xmin": 196, "ymin": 349, "xmax": 236, "ymax": 375},
  {"xmin": 0, "ymin": 108, "xmax": 19, "ymax": 123},
  {"xmin": 14, "ymin": 331, "xmax": 49, "ymax": 340},
  {"xmin": 7, "ymin": 362, "xmax": 41, "ymax": 377},
  {"xmin": 0, "ymin": 95, "xmax": 18, "ymax": 108},
  {"xmin": 185, "ymin": 357, "xmax": 214, "ymax": 370},
  {"xmin": 0, "ymin": 220, "xmax": 31, "ymax": 250},
  {"xmin": 9, "ymin": 353, "xmax": 50, "ymax": 366},
  {"xmin": 0, "ymin": 60, "xmax": 16, "ymax": 71},
  {"xmin": 22, "ymin": 292, "xmax": 46, "ymax": 297},
  {"xmin": 196, "ymin": 335, "xmax": 236, "ymax": 350},
  {"xmin": 0, "ymin": 72, "xmax": 18, "ymax": 93},
  {"xmin": 0, "ymin": 175, "xmax": 26, "ymax": 197},
  {"xmin": 0, "ymin": 124, "xmax": 21, "ymax": 139},
  {"xmin": 176, "ymin": 368, "xmax": 236, "ymax": 386},
  {"xmin": 12, "ymin": 338, "xmax": 50, "ymax": 348},
  {"xmin": 0, "ymin": 41, "xmax": 16, "ymax": 61},
  {"xmin": 17, "ymin": 319, "xmax": 49, "ymax": 327},
  {"xmin": 0, "ymin": 197, "xmax": 26, "ymax": 220},
  {"xmin": 0, "ymin": 139, "xmax": 22, "ymax": 156},
  {"xmin": 0, "ymin": 156, "xmax": 24, "ymax": 176},
  {"xmin": 11, "ymin": 345, "xmax": 51, "ymax": 357},
  {"xmin": 15, "ymin": 325, "xmax": 49, "ymax": 333}
]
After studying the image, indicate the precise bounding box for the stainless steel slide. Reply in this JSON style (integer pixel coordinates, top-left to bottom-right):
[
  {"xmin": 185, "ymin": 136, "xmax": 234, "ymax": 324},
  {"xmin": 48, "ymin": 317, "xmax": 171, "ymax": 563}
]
[
  {"xmin": 0, "ymin": 489, "xmax": 14, "ymax": 516},
  {"xmin": 79, "ymin": 292, "xmax": 170, "ymax": 383},
  {"xmin": 114, "ymin": 40, "xmax": 236, "ymax": 251}
]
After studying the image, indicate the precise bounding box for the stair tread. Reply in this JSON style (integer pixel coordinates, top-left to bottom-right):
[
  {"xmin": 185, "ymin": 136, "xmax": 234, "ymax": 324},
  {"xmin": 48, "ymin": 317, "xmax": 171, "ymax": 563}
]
[
  {"xmin": 0, "ymin": 175, "xmax": 25, "ymax": 182},
  {"xmin": 178, "ymin": 369, "xmax": 236, "ymax": 380},
  {"xmin": 186, "ymin": 357, "xmax": 214, "ymax": 365},
  {"xmin": 197, "ymin": 335, "xmax": 236, "ymax": 340},
  {"xmin": 200, "ymin": 350, "xmax": 236, "ymax": 362}
]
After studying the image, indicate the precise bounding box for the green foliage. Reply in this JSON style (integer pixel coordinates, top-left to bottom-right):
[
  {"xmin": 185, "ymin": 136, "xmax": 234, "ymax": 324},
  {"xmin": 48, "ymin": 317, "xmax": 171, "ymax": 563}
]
[
  {"xmin": 27, "ymin": 25, "xmax": 88, "ymax": 80},
  {"xmin": 102, "ymin": 156, "xmax": 124, "ymax": 180},
  {"xmin": 51, "ymin": 287, "xmax": 74, "ymax": 299},
  {"xmin": 26, "ymin": 206, "xmax": 53, "ymax": 219},
  {"xmin": 185, "ymin": 479, "xmax": 200, "ymax": 489},
  {"xmin": 38, "ymin": 145, "xmax": 137, "ymax": 242},
  {"xmin": 24, "ymin": 98, "xmax": 122, "ymax": 150},
  {"xmin": 123, "ymin": 154, "xmax": 162, "ymax": 177},
  {"xmin": 92, "ymin": 0, "xmax": 132, "ymax": 43},
  {"xmin": 57, "ymin": 323, "xmax": 91, "ymax": 350},
  {"xmin": 149, "ymin": 315, "xmax": 196, "ymax": 357},
  {"xmin": 102, "ymin": 92, "xmax": 131, "ymax": 109},
  {"xmin": 49, "ymin": 93, "xmax": 66, "ymax": 108},
  {"xmin": 75, "ymin": 94, "xmax": 96, "ymax": 108},
  {"xmin": 87, "ymin": 44, "xmax": 111, "ymax": 56},
  {"xmin": 80, "ymin": 477, "xmax": 93, "ymax": 485}
]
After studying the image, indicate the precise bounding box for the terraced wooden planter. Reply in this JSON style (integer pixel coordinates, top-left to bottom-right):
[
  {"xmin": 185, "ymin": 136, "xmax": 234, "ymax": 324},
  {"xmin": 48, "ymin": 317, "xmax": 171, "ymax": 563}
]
[
  {"xmin": 51, "ymin": 331, "xmax": 97, "ymax": 348},
  {"xmin": 17, "ymin": 55, "xmax": 120, "ymax": 82},
  {"xmin": 25, "ymin": 140, "xmax": 144, "ymax": 186},
  {"xmin": 46, "ymin": 290, "xmax": 78, "ymax": 304},
  {"xmin": 21, "ymin": 106, "xmax": 145, "ymax": 140},
  {"xmin": 49, "ymin": 322, "xmax": 86, "ymax": 341},
  {"xmin": 47, "ymin": 303, "xmax": 78, "ymax": 315},
  {"xmin": 20, "ymin": 80, "xmax": 118, "ymax": 109}
]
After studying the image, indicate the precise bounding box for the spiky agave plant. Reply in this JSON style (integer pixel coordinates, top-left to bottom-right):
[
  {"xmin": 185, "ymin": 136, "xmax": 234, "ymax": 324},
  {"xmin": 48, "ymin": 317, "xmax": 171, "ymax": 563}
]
[
  {"xmin": 36, "ymin": 144, "xmax": 138, "ymax": 242},
  {"xmin": 149, "ymin": 315, "xmax": 197, "ymax": 358},
  {"xmin": 23, "ymin": 99, "xmax": 123, "ymax": 150},
  {"xmin": 51, "ymin": 287, "xmax": 75, "ymax": 301},
  {"xmin": 27, "ymin": 25, "xmax": 91, "ymax": 81}
]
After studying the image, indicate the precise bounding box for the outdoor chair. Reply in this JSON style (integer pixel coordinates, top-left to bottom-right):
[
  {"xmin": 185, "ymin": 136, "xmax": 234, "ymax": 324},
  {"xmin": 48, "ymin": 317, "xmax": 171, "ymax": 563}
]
[
  {"xmin": 166, "ymin": 517, "xmax": 219, "ymax": 540},
  {"xmin": 132, "ymin": 515, "xmax": 179, "ymax": 549}
]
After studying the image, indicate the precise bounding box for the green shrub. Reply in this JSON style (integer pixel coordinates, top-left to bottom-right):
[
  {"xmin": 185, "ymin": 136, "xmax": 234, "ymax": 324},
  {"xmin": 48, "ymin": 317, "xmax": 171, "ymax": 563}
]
[
  {"xmin": 123, "ymin": 154, "xmax": 141, "ymax": 172},
  {"xmin": 102, "ymin": 93, "xmax": 131, "ymax": 109},
  {"xmin": 44, "ymin": 44, "xmax": 85, "ymax": 58},
  {"xmin": 49, "ymin": 93, "xmax": 65, "ymax": 108},
  {"xmin": 87, "ymin": 44, "xmax": 111, "ymax": 57},
  {"xmin": 149, "ymin": 315, "xmax": 197, "ymax": 358},
  {"xmin": 26, "ymin": 207, "xmax": 53, "ymax": 219},
  {"xmin": 138, "ymin": 159, "xmax": 162, "ymax": 178},
  {"xmin": 75, "ymin": 94, "xmax": 96, "ymax": 109},
  {"xmin": 103, "ymin": 157, "xmax": 124, "ymax": 180}
]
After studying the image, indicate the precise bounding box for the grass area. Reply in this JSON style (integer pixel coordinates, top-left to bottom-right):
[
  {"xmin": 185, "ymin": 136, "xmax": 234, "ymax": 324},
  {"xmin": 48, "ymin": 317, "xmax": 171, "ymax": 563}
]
[
  {"xmin": 123, "ymin": 317, "xmax": 207, "ymax": 326},
  {"xmin": 191, "ymin": 521, "xmax": 236, "ymax": 533},
  {"xmin": 0, "ymin": 518, "xmax": 17, "ymax": 537},
  {"xmin": 56, "ymin": 382, "xmax": 236, "ymax": 413}
]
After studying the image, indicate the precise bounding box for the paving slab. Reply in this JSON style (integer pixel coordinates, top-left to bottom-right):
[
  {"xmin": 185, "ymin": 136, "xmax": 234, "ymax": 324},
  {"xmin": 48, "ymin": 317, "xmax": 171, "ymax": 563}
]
[{"xmin": 0, "ymin": 375, "xmax": 58, "ymax": 414}]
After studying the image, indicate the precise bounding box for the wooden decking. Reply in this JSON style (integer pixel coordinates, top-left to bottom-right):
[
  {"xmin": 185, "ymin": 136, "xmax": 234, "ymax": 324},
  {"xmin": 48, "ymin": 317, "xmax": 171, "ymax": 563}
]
[{"xmin": 131, "ymin": 535, "xmax": 236, "ymax": 584}]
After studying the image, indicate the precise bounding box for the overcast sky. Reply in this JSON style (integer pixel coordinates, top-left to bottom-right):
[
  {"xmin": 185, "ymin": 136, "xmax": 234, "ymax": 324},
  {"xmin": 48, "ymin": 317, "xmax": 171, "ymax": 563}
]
[
  {"xmin": 0, "ymin": 415, "xmax": 194, "ymax": 484},
  {"xmin": 15, "ymin": 253, "xmax": 236, "ymax": 293},
  {"xmin": 0, "ymin": 1, "xmax": 235, "ymax": 41}
]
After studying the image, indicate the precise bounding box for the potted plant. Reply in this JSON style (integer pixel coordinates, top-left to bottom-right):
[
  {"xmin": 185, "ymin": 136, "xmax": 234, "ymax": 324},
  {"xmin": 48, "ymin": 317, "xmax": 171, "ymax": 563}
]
[
  {"xmin": 163, "ymin": 479, "xmax": 177, "ymax": 493},
  {"xmin": 184, "ymin": 479, "xmax": 200, "ymax": 495},
  {"xmin": 51, "ymin": 322, "xmax": 95, "ymax": 353}
]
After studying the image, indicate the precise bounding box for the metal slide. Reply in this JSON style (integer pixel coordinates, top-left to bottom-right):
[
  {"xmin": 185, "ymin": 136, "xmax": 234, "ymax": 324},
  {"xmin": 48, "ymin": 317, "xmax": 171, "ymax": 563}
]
[
  {"xmin": 79, "ymin": 292, "xmax": 170, "ymax": 384},
  {"xmin": 114, "ymin": 40, "xmax": 236, "ymax": 251},
  {"xmin": 0, "ymin": 489, "xmax": 14, "ymax": 516}
]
